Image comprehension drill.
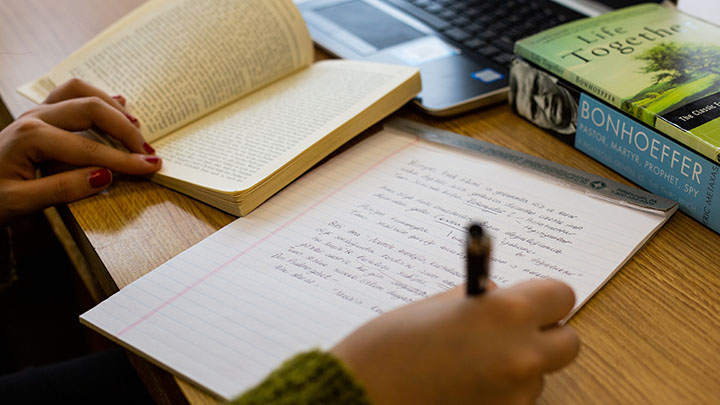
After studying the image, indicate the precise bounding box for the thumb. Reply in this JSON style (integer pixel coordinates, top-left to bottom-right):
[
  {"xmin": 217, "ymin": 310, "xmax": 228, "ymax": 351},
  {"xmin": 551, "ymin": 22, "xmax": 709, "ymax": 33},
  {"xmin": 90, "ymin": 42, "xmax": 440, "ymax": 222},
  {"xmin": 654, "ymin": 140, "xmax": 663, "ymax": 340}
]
[{"xmin": 20, "ymin": 167, "xmax": 112, "ymax": 211}]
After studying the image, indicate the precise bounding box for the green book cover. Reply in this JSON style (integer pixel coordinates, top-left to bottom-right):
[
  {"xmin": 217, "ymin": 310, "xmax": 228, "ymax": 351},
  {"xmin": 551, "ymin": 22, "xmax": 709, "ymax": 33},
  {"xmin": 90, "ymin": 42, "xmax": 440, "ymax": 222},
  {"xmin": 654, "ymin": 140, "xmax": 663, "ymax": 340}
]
[{"xmin": 515, "ymin": 4, "xmax": 720, "ymax": 162}]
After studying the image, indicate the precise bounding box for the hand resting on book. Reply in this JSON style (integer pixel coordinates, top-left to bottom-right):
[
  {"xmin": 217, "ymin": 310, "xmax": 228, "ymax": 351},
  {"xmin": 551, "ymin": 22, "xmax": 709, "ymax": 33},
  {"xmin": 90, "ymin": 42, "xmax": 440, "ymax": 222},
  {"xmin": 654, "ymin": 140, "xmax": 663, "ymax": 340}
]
[{"xmin": 0, "ymin": 79, "xmax": 161, "ymax": 223}]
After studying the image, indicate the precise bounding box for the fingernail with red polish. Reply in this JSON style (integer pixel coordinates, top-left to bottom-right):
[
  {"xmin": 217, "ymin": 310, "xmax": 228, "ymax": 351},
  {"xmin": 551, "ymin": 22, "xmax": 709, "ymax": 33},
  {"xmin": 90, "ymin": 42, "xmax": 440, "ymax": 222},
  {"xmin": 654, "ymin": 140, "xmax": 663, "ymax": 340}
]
[
  {"xmin": 89, "ymin": 169, "xmax": 112, "ymax": 189},
  {"xmin": 112, "ymin": 95, "xmax": 126, "ymax": 106},
  {"xmin": 143, "ymin": 142, "xmax": 155, "ymax": 155},
  {"xmin": 124, "ymin": 112, "xmax": 140, "ymax": 127},
  {"xmin": 144, "ymin": 156, "xmax": 160, "ymax": 164}
]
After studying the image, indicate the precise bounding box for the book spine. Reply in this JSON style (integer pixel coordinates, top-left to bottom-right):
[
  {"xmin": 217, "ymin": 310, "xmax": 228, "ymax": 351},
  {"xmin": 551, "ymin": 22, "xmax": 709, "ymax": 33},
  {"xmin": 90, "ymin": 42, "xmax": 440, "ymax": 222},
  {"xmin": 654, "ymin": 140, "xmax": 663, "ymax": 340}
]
[
  {"xmin": 576, "ymin": 94, "xmax": 720, "ymax": 233},
  {"xmin": 509, "ymin": 59, "xmax": 720, "ymax": 233}
]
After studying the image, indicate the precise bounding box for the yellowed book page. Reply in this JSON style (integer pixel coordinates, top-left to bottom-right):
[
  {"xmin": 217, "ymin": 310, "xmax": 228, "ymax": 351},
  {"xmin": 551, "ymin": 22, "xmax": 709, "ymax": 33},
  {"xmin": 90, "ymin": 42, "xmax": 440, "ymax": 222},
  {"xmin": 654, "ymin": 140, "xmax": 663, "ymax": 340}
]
[
  {"xmin": 32, "ymin": 0, "xmax": 313, "ymax": 142},
  {"xmin": 151, "ymin": 60, "xmax": 420, "ymax": 192}
]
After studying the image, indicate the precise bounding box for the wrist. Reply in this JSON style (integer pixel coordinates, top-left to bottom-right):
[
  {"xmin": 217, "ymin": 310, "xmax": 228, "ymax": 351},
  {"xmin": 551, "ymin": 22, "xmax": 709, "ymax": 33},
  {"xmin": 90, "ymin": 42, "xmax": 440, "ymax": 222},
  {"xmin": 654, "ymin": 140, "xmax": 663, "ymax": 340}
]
[{"xmin": 231, "ymin": 349, "xmax": 371, "ymax": 405}]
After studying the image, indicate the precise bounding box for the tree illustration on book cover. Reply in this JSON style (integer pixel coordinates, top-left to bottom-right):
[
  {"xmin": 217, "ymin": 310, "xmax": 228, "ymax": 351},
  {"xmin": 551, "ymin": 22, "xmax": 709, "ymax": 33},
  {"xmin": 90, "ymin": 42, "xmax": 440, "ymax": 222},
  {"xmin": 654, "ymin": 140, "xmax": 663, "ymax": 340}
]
[{"xmin": 623, "ymin": 42, "xmax": 720, "ymax": 126}]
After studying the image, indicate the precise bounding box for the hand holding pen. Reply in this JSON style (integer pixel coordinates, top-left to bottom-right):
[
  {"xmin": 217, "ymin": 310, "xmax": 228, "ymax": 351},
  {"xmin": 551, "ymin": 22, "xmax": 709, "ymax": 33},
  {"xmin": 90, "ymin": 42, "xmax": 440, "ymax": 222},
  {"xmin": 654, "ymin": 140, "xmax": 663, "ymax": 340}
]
[{"xmin": 334, "ymin": 223, "xmax": 579, "ymax": 404}]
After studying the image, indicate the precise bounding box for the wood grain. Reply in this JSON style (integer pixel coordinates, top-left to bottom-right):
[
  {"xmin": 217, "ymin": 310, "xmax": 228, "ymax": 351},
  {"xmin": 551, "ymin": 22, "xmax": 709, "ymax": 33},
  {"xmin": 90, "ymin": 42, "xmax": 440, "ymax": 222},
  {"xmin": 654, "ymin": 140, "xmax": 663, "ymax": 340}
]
[{"xmin": 1, "ymin": 1, "xmax": 719, "ymax": 404}]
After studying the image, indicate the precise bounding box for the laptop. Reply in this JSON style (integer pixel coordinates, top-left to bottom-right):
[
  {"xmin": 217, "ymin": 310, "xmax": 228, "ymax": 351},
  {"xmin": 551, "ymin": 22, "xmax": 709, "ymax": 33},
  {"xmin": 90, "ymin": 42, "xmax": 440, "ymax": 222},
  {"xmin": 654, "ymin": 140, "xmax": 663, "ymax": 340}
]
[{"xmin": 299, "ymin": 0, "xmax": 664, "ymax": 115}]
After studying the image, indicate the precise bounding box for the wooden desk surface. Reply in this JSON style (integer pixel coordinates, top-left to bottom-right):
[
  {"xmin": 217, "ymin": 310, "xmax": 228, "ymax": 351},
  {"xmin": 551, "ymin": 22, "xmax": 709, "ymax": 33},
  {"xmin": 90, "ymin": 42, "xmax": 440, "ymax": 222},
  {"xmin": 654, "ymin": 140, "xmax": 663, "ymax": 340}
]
[{"xmin": 2, "ymin": 1, "xmax": 719, "ymax": 403}]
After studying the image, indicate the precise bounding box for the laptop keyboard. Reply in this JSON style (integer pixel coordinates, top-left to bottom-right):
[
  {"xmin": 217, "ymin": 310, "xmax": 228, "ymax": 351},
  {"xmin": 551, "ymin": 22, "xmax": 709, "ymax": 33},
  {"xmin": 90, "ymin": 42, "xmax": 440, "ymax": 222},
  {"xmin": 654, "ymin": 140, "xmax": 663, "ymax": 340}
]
[{"xmin": 384, "ymin": 0, "xmax": 584, "ymax": 67}]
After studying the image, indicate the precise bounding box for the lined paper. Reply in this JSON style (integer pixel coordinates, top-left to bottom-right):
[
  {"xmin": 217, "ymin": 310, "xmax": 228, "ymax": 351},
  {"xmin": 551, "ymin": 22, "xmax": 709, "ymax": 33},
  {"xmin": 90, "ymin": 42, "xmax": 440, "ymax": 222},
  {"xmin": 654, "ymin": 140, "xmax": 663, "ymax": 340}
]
[{"xmin": 81, "ymin": 126, "xmax": 672, "ymax": 399}]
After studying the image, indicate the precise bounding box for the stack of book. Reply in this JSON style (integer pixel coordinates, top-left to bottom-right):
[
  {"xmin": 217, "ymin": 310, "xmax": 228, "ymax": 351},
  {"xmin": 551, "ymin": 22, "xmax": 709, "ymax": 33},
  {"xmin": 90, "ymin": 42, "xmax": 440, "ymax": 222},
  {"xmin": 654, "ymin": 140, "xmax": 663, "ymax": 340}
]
[{"xmin": 509, "ymin": 3, "xmax": 720, "ymax": 234}]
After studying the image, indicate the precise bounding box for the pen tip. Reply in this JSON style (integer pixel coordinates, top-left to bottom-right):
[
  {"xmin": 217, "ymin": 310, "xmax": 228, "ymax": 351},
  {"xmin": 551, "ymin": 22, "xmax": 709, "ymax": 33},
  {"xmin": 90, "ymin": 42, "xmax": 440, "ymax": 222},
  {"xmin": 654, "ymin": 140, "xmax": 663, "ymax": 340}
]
[{"xmin": 469, "ymin": 224, "xmax": 483, "ymax": 237}]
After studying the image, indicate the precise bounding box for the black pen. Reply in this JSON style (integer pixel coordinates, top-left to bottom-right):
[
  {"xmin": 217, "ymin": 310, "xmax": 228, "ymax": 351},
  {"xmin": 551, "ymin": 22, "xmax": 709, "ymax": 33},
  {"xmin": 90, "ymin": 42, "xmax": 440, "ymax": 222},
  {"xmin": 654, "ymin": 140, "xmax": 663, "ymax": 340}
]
[{"xmin": 466, "ymin": 223, "xmax": 490, "ymax": 296}]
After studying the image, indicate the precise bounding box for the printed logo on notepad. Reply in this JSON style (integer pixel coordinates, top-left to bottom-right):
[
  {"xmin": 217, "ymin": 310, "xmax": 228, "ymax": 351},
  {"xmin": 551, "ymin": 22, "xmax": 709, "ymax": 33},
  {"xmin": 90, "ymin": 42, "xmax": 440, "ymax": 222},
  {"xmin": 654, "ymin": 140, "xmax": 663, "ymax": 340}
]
[{"xmin": 471, "ymin": 68, "xmax": 503, "ymax": 83}]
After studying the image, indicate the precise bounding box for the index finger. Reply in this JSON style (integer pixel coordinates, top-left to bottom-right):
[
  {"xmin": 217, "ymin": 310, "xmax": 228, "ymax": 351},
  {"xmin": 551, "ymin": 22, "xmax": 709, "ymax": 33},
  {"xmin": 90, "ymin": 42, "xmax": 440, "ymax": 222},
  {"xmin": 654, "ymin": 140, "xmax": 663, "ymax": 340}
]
[
  {"xmin": 34, "ymin": 97, "xmax": 150, "ymax": 155},
  {"xmin": 31, "ymin": 124, "xmax": 161, "ymax": 175},
  {"xmin": 43, "ymin": 78, "xmax": 128, "ymax": 117},
  {"xmin": 509, "ymin": 279, "xmax": 576, "ymax": 327}
]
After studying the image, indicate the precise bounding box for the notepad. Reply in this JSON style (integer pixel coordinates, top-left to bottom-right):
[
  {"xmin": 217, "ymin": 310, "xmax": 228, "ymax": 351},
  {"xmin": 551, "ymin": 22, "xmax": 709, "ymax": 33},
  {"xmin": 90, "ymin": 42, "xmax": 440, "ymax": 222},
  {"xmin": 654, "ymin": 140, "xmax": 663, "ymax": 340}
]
[{"xmin": 81, "ymin": 119, "xmax": 677, "ymax": 399}]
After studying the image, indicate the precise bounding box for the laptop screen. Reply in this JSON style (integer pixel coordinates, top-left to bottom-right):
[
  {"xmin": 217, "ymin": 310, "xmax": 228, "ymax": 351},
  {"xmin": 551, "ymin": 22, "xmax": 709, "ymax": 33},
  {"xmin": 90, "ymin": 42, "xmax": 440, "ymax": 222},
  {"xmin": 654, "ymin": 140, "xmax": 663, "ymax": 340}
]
[{"xmin": 315, "ymin": 1, "xmax": 425, "ymax": 50}]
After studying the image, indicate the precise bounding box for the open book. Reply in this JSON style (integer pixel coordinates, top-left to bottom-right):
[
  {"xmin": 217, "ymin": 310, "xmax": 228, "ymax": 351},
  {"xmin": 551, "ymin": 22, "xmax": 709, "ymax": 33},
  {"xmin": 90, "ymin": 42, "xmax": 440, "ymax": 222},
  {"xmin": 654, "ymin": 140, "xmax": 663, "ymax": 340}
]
[
  {"xmin": 81, "ymin": 119, "xmax": 677, "ymax": 399},
  {"xmin": 19, "ymin": 0, "xmax": 420, "ymax": 215}
]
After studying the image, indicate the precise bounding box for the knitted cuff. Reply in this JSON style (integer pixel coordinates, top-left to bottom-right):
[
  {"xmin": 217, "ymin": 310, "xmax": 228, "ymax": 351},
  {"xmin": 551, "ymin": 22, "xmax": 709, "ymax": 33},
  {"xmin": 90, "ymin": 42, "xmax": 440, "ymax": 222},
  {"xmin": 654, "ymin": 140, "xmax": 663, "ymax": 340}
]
[{"xmin": 230, "ymin": 350, "xmax": 371, "ymax": 405}]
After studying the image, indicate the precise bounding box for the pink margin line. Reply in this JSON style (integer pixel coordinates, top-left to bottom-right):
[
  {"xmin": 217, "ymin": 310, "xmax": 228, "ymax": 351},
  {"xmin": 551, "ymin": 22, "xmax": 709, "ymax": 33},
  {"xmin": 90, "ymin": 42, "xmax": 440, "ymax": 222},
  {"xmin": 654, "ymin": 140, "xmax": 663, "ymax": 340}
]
[{"xmin": 117, "ymin": 135, "xmax": 420, "ymax": 336}]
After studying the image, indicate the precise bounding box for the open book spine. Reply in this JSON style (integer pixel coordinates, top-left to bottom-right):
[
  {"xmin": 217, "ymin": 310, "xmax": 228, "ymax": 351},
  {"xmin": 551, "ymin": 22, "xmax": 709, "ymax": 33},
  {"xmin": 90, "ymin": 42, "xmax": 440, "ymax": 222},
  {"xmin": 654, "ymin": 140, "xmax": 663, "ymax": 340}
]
[
  {"xmin": 509, "ymin": 58, "xmax": 720, "ymax": 234},
  {"xmin": 15, "ymin": 0, "xmax": 422, "ymax": 217}
]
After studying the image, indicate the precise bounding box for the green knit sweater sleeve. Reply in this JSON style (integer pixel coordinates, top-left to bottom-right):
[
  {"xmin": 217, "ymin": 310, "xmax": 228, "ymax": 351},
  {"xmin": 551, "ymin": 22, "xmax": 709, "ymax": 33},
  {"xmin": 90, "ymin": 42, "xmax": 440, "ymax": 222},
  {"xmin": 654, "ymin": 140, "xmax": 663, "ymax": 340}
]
[{"xmin": 229, "ymin": 350, "xmax": 371, "ymax": 405}]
